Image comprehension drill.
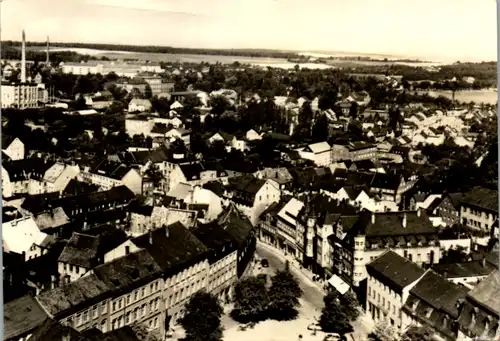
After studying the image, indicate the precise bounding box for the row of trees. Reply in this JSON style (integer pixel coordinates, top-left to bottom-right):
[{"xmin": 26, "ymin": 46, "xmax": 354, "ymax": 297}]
[{"xmin": 231, "ymin": 262, "xmax": 302, "ymax": 323}]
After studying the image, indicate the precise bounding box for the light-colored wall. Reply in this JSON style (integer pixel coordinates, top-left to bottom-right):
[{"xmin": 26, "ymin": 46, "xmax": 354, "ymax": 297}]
[
  {"xmin": 122, "ymin": 169, "xmax": 143, "ymax": 195},
  {"xmin": 4, "ymin": 138, "xmax": 25, "ymax": 160},
  {"xmin": 58, "ymin": 262, "xmax": 90, "ymax": 283},
  {"xmin": 460, "ymin": 205, "xmax": 497, "ymax": 234},
  {"xmin": 208, "ymin": 251, "xmax": 237, "ymax": 298},
  {"xmin": 104, "ymin": 240, "xmax": 141, "ymax": 263},
  {"xmin": 251, "ymin": 180, "xmax": 281, "ymax": 226}
]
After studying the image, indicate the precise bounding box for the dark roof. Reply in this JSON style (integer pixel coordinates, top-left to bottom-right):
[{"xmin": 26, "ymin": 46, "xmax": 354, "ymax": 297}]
[
  {"xmin": 218, "ymin": 205, "xmax": 254, "ymax": 247},
  {"xmin": 203, "ymin": 181, "xmax": 225, "ymax": 197},
  {"xmin": 179, "ymin": 162, "xmax": 204, "ymax": 181},
  {"xmin": 367, "ymin": 250, "xmax": 426, "ymax": 293},
  {"xmin": 87, "ymin": 326, "xmax": 140, "ymax": 341},
  {"xmin": 3, "ymin": 158, "xmax": 54, "ymax": 182},
  {"xmin": 447, "ymin": 192, "xmax": 466, "ymax": 209},
  {"xmin": 124, "ymin": 148, "xmax": 169, "ymax": 165},
  {"xmin": 433, "ymin": 259, "xmax": 497, "ymax": 279},
  {"xmin": 228, "ymin": 175, "xmax": 266, "ymax": 195},
  {"xmin": 62, "ymin": 179, "xmax": 100, "ymax": 197},
  {"xmin": 132, "ymin": 222, "xmax": 209, "ymax": 273},
  {"xmin": 369, "ymin": 172, "xmax": 401, "ymax": 191},
  {"xmin": 58, "ymin": 233, "xmax": 100, "ymax": 268},
  {"xmin": 467, "ymin": 269, "xmax": 500, "ymax": 314},
  {"xmin": 461, "ymin": 186, "xmax": 498, "ymax": 213},
  {"xmin": 351, "ymin": 210, "xmax": 438, "ymax": 238},
  {"xmin": 4, "ymin": 295, "xmax": 49, "ymax": 341},
  {"xmin": 92, "ymin": 249, "xmax": 162, "ymax": 291},
  {"xmin": 128, "ymin": 204, "xmax": 154, "ymax": 216},
  {"xmin": 88, "ymin": 159, "xmax": 134, "ymax": 180},
  {"xmin": 409, "ymin": 270, "xmax": 469, "ymax": 318},
  {"xmin": 28, "ymin": 319, "xmax": 86, "ymax": 341}
]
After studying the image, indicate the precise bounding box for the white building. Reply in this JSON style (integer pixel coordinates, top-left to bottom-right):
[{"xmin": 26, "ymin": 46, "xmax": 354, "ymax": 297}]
[
  {"xmin": 296, "ymin": 141, "xmax": 332, "ymax": 166},
  {"xmin": 2, "ymin": 216, "xmax": 50, "ymax": 262},
  {"xmin": 2, "ymin": 136, "xmax": 24, "ymax": 160}
]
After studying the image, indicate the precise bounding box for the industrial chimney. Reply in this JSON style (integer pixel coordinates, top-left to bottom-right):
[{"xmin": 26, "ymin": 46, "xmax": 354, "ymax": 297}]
[{"xmin": 21, "ymin": 30, "xmax": 27, "ymax": 83}]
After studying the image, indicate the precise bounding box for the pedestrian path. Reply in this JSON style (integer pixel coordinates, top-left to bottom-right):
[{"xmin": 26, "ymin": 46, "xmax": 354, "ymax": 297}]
[{"xmin": 257, "ymin": 241, "xmax": 327, "ymax": 295}]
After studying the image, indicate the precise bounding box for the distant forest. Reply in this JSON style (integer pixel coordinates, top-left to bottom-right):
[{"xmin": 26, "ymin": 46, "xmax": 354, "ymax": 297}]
[{"xmin": 1, "ymin": 41, "xmax": 300, "ymax": 59}]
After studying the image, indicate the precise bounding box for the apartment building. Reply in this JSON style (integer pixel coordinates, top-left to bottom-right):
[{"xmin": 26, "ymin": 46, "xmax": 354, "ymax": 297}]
[
  {"xmin": 79, "ymin": 160, "xmax": 142, "ymax": 195},
  {"xmin": 332, "ymin": 210, "xmax": 441, "ymax": 287},
  {"xmin": 366, "ymin": 250, "xmax": 426, "ymax": 329},
  {"xmin": 460, "ymin": 186, "xmax": 498, "ymax": 236}
]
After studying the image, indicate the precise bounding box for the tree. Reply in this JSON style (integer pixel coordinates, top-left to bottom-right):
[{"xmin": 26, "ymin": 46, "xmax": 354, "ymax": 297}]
[
  {"xmin": 341, "ymin": 291, "xmax": 360, "ymax": 321},
  {"xmin": 319, "ymin": 291, "xmax": 353, "ymax": 335},
  {"xmin": 130, "ymin": 323, "xmax": 162, "ymax": 341},
  {"xmin": 144, "ymin": 84, "xmax": 153, "ymax": 99},
  {"xmin": 268, "ymin": 261, "xmax": 303, "ymax": 321},
  {"xmin": 231, "ymin": 274, "xmax": 270, "ymax": 323},
  {"xmin": 180, "ymin": 291, "xmax": 223, "ymax": 341},
  {"xmin": 349, "ymin": 101, "xmax": 359, "ymax": 119},
  {"xmin": 311, "ymin": 113, "xmax": 329, "ymax": 142},
  {"xmin": 368, "ymin": 317, "xmax": 400, "ymax": 341},
  {"xmin": 295, "ymin": 101, "xmax": 314, "ymax": 139},
  {"xmin": 211, "ymin": 95, "xmax": 230, "ymax": 116},
  {"xmin": 401, "ymin": 325, "xmax": 434, "ymax": 341}
]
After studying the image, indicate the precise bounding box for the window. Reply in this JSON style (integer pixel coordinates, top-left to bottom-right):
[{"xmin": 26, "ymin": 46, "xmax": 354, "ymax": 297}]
[
  {"xmin": 134, "ymin": 291, "xmax": 138, "ymax": 301},
  {"xmin": 141, "ymin": 288, "xmax": 145, "ymax": 297},
  {"xmin": 101, "ymin": 302, "xmax": 107, "ymax": 314},
  {"xmin": 101, "ymin": 319, "xmax": 107, "ymax": 333},
  {"xmin": 112, "ymin": 302, "xmax": 116, "ymax": 312},
  {"xmin": 76, "ymin": 314, "xmax": 81, "ymax": 326},
  {"xmin": 126, "ymin": 295, "xmax": 131, "ymax": 305},
  {"xmin": 126, "ymin": 312, "xmax": 131, "ymax": 324},
  {"xmin": 76, "ymin": 266, "xmax": 80, "ymax": 274}
]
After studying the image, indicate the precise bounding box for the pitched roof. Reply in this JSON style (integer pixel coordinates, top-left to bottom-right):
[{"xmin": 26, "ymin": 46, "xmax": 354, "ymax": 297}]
[
  {"xmin": 366, "ymin": 250, "xmax": 426, "ymax": 292},
  {"xmin": 306, "ymin": 141, "xmax": 331, "ymax": 154},
  {"xmin": 228, "ymin": 175, "xmax": 266, "ymax": 195},
  {"xmin": 409, "ymin": 270, "xmax": 470, "ymax": 318},
  {"xmin": 2, "ymin": 216, "xmax": 48, "ymax": 254},
  {"xmin": 92, "ymin": 249, "xmax": 162, "ymax": 291},
  {"xmin": 467, "ymin": 269, "xmax": 500, "ymax": 314},
  {"xmin": 2, "ymin": 158, "xmax": 54, "ymax": 182},
  {"xmin": 58, "ymin": 233, "xmax": 100, "ymax": 268},
  {"xmin": 461, "ymin": 186, "xmax": 498, "ymax": 213},
  {"xmin": 192, "ymin": 221, "xmax": 237, "ymax": 255},
  {"xmin": 218, "ymin": 205, "xmax": 254, "ymax": 246},
  {"xmin": 4, "ymin": 295, "xmax": 49, "ymax": 341},
  {"xmin": 351, "ymin": 211, "xmax": 438, "ymax": 238},
  {"xmin": 125, "ymin": 148, "xmax": 169, "ymax": 165},
  {"xmin": 432, "ymin": 260, "xmax": 497, "ymax": 279},
  {"xmin": 28, "ymin": 319, "xmax": 87, "ymax": 341},
  {"xmin": 132, "ymin": 222, "xmax": 209, "ymax": 273},
  {"xmin": 89, "ymin": 160, "xmax": 134, "ymax": 180},
  {"xmin": 34, "ymin": 207, "xmax": 70, "ymax": 230},
  {"xmin": 179, "ymin": 162, "xmax": 204, "ymax": 181}
]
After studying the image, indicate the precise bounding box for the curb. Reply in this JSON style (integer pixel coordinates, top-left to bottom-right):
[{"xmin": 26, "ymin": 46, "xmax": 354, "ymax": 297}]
[{"xmin": 256, "ymin": 241, "xmax": 327, "ymax": 295}]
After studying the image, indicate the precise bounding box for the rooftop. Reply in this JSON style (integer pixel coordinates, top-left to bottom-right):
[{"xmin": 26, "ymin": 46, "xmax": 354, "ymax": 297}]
[
  {"xmin": 467, "ymin": 269, "xmax": 500, "ymax": 314},
  {"xmin": 461, "ymin": 186, "xmax": 498, "ymax": 213},
  {"xmin": 4, "ymin": 295, "xmax": 49, "ymax": 340},
  {"xmin": 432, "ymin": 260, "xmax": 497, "ymax": 279},
  {"xmin": 366, "ymin": 250, "xmax": 426, "ymax": 293}
]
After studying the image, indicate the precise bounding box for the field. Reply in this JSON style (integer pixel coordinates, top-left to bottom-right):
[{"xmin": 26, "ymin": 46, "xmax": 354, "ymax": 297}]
[
  {"xmin": 38, "ymin": 47, "xmax": 433, "ymax": 69},
  {"xmin": 424, "ymin": 90, "xmax": 498, "ymax": 104}
]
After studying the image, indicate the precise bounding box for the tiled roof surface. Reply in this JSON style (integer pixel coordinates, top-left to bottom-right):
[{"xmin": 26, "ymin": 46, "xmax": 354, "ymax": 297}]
[{"xmin": 4, "ymin": 295, "xmax": 49, "ymax": 340}]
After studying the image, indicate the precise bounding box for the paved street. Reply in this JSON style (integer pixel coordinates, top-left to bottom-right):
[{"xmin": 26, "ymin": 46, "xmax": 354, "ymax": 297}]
[{"xmin": 221, "ymin": 242, "xmax": 374, "ymax": 341}]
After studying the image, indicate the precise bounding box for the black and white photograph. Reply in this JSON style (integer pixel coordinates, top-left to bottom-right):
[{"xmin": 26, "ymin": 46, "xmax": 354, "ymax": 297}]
[{"xmin": 0, "ymin": 0, "xmax": 499, "ymax": 341}]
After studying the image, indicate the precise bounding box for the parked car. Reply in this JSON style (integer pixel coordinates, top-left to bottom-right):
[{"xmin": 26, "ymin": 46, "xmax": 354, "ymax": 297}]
[
  {"xmin": 261, "ymin": 258, "xmax": 269, "ymax": 268},
  {"xmin": 307, "ymin": 323, "xmax": 322, "ymax": 331}
]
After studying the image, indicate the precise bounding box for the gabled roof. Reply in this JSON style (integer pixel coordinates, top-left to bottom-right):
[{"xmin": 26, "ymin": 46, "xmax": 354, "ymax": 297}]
[
  {"xmin": 4, "ymin": 295, "xmax": 49, "ymax": 341},
  {"xmin": 408, "ymin": 270, "xmax": 469, "ymax": 318},
  {"xmin": 461, "ymin": 186, "xmax": 498, "ymax": 213},
  {"xmin": 467, "ymin": 269, "xmax": 500, "ymax": 314},
  {"xmin": 179, "ymin": 162, "xmax": 204, "ymax": 181},
  {"xmin": 132, "ymin": 222, "xmax": 208, "ymax": 273},
  {"xmin": 367, "ymin": 250, "xmax": 426, "ymax": 293},
  {"xmin": 217, "ymin": 205, "xmax": 254, "ymax": 246},
  {"xmin": 34, "ymin": 207, "xmax": 70, "ymax": 230},
  {"xmin": 306, "ymin": 141, "xmax": 331, "ymax": 154},
  {"xmin": 58, "ymin": 233, "xmax": 100, "ymax": 268},
  {"xmin": 2, "ymin": 216, "xmax": 48, "ymax": 254},
  {"xmin": 124, "ymin": 148, "xmax": 169, "ymax": 165},
  {"xmin": 351, "ymin": 210, "xmax": 438, "ymax": 238},
  {"xmin": 88, "ymin": 160, "xmax": 134, "ymax": 180},
  {"xmin": 228, "ymin": 175, "xmax": 266, "ymax": 195},
  {"xmin": 432, "ymin": 260, "xmax": 497, "ymax": 279}
]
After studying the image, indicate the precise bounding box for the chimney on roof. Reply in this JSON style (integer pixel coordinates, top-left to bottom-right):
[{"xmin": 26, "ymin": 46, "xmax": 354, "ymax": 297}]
[
  {"xmin": 402, "ymin": 213, "xmax": 407, "ymax": 228},
  {"xmin": 149, "ymin": 230, "xmax": 153, "ymax": 244},
  {"xmin": 165, "ymin": 226, "xmax": 170, "ymax": 238},
  {"xmin": 371, "ymin": 213, "xmax": 375, "ymax": 224}
]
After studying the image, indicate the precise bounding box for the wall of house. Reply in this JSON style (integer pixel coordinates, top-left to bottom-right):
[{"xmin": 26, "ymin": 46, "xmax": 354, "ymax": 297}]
[
  {"xmin": 129, "ymin": 213, "xmax": 152, "ymax": 237},
  {"xmin": 251, "ymin": 180, "xmax": 281, "ymax": 226},
  {"xmin": 460, "ymin": 205, "xmax": 497, "ymax": 235},
  {"xmin": 52, "ymin": 165, "xmax": 80, "ymax": 193},
  {"xmin": 208, "ymin": 250, "xmax": 237, "ymax": 301},
  {"xmin": 79, "ymin": 172, "xmax": 123, "ymax": 191},
  {"xmin": 104, "ymin": 240, "xmax": 141, "ymax": 263},
  {"xmin": 439, "ymin": 239, "xmax": 471, "ymax": 253},
  {"xmin": 2, "ymin": 167, "xmax": 12, "ymax": 198},
  {"xmin": 60, "ymin": 300, "xmax": 111, "ymax": 333},
  {"xmin": 5, "ymin": 139, "xmax": 25, "ymax": 160},
  {"xmin": 125, "ymin": 120, "xmax": 153, "ymax": 138},
  {"xmin": 166, "ymin": 165, "xmax": 187, "ymax": 193},
  {"xmin": 58, "ymin": 262, "xmax": 89, "ymax": 283},
  {"xmin": 122, "ymin": 169, "xmax": 143, "ymax": 195},
  {"xmin": 437, "ymin": 198, "xmax": 460, "ymax": 226}
]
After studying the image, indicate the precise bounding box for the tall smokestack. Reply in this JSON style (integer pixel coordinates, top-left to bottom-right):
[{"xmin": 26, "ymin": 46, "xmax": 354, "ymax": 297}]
[
  {"xmin": 46, "ymin": 36, "xmax": 50, "ymax": 64},
  {"xmin": 21, "ymin": 30, "xmax": 26, "ymax": 83}
]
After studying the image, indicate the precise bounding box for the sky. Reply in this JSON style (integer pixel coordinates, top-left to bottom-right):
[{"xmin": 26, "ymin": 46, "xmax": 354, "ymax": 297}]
[{"xmin": 1, "ymin": 0, "xmax": 498, "ymax": 62}]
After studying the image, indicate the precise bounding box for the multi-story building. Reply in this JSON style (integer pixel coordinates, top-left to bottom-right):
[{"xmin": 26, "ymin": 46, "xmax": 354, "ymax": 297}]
[
  {"xmin": 402, "ymin": 270, "xmax": 470, "ymax": 341},
  {"xmin": 138, "ymin": 75, "xmax": 162, "ymax": 96},
  {"xmin": 435, "ymin": 192, "xmax": 465, "ymax": 227},
  {"xmin": 36, "ymin": 222, "xmax": 212, "ymax": 338},
  {"xmin": 2, "ymin": 216, "xmax": 51, "ymax": 262},
  {"xmin": 1, "ymin": 82, "xmax": 47, "ymax": 109},
  {"xmin": 348, "ymin": 142, "xmax": 378, "ymax": 161},
  {"xmin": 79, "ymin": 160, "xmax": 142, "ymax": 195},
  {"xmin": 460, "ymin": 186, "xmax": 498, "ymax": 236},
  {"xmin": 225, "ymin": 175, "xmax": 281, "ymax": 226},
  {"xmin": 193, "ymin": 221, "xmax": 238, "ymax": 302},
  {"xmin": 332, "ymin": 210, "xmax": 441, "ymax": 287},
  {"xmin": 366, "ymin": 250, "xmax": 426, "ymax": 328},
  {"xmin": 297, "ymin": 142, "xmax": 332, "ymax": 166},
  {"xmin": 457, "ymin": 270, "xmax": 500, "ymax": 341}
]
